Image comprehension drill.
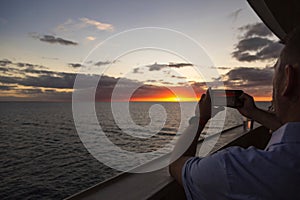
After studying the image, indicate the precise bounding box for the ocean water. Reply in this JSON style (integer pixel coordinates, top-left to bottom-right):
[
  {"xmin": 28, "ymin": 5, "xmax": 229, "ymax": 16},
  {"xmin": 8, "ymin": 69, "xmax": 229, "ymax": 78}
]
[{"xmin": 0, "ymin": 102, "xmax": 270, "ymax": 199}]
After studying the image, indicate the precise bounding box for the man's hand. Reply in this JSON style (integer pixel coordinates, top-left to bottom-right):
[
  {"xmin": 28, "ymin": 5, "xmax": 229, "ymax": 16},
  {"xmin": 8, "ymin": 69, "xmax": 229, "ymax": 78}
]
[
  {"xmin": 237, "ymin": 93, "xmax": 282, "ymax": 131},
  {"xmin": 196, "ymin": 89, "xmax": 224, "ymax": 121},
  {"xmin": 237, "ymin": 93, "xmax": 257, "ymax": 119}
]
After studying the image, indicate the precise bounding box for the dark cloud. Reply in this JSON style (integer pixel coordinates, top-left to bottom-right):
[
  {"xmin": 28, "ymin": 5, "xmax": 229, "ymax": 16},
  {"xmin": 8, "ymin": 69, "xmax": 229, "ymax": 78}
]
[
  {"xmin": 0, "ymin": 59, "xmax": 47, "ymax": 69},
  {"xmin": 232, "ymin": 23, "xmax": 284, "ymax": 62},
  {"xmin": 16, "ymin": 63, "xmax": 26, "ymax": 67},
  {"xmin": 239, "ymin": 22, "xmax": 273, "ymax": 38},
  {"xmin": 161, "ymin": 81, "xmax": 174, "ymax": 85},
  {"xmin": 146, "ymin": 62, "xmax": 193, "ymax": 71},
  {"xmin": 0, "ymin": 85, "xmax": 15, "ymax": 90},
  {"xmin": 23, "ymin": 68, "xmax": 57, "ymax": 75},
  {"xmin": 146, "ymin": 62, "xmax": 166, "ymax": 71},
  {"xmin": 0, "ymin": 67, "xmax": 9, "ymax": 73},
  {"xmin": 211, "ymin": 66, "xmax": 232, "ymax": 70},
  {"xmin": 256, "ymin": 42, "xmax": 283, "ymax": 60},
  {"xmin": 68, "ymin": 63, "xmax": 83, "ymax": 68},
  {"xmin": 0, "ymin": 59, "xmax": 12, "ymax": 66},
  {"xmin": 220, "ymin": 67, "xmax": 274, "ymax": 96},
  {"xmin": 146, "ymin": 80, "xmax": 157, "ymax": 83},
  {"xmin": 19, "ymin": 88, "xmax": 43, "ymax": 94},
  {"xmin": 224, "ymin": 67, "xmax": 273, "ymax": 84},
  {"xmin": 171, "ymin": 75, "xmax": 186, "ymax": 79},
  {"xmin": 0, "ymin": 88, "xmax": 72, "ymax": 101},
  {"xmin": 34, "ymin": 34, "xmax": 78, "ymax": 46},
  {"xmin": 95, "ymin": 61, "xmax": 110, "ymax": 66},
  {"xmin": 229, "ymin": 8, "xmax": 243, "ymax": 21},
  {"xmin": 0, "ymin": 74, "xmax": 74, "ymax": 89},
  {"xmin": 232, "ymin": 42, "xmax": 283, "ymax": 62},
  {"xmin": 235, "ymin": 37, "xmax": 273, "ymax": 52},
  {"xmin": 0, "ymin": 59, "xmax": 205, "ymax": 101},
  {"xmin": 16, "ymin": 62, "xmax": 46, "ymax": 69},
  {"xmin": 133, "ymin": 67, "xmax": 143, "ymax": 74},
  {"xmin": 168, "ymin": 63, "xmax": 193, "ymax": 68},
  {"xmin": 232, "ymin": 52, "xmax": 259, "ymax": 62}
]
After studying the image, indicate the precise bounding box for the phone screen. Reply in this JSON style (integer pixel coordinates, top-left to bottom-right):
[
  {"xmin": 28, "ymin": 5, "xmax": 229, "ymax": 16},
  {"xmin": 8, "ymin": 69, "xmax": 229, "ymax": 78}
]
[{"xmin": 211, "ymin": 90, "xmax": 243, "ymax": 108}]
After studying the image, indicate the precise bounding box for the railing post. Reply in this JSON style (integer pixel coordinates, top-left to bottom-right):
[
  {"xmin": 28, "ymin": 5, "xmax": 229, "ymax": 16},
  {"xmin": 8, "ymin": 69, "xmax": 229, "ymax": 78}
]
[{"xmin": 243, "ymin": 117, "xmax": 254, "ymax": 131}]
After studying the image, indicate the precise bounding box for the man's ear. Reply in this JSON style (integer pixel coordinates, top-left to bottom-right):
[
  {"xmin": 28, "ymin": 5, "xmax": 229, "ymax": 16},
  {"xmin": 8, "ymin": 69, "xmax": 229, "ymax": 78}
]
[{"xmin": 282, "ymin": 64, "xmax": 295, "ymax": 96}]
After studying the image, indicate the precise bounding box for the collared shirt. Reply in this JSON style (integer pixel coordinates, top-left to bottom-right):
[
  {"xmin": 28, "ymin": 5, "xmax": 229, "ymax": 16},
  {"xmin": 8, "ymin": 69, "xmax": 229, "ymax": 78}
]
[{"xmin": 182, "ymin": 122, "xmax": 300, "ymax": 200}]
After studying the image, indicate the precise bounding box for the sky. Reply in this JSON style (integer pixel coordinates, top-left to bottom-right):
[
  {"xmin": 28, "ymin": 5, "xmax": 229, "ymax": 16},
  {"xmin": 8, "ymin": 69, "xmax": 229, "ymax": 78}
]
[{"xmin": 0, "ymin": 0, "xmax": 284, "ymax": 102}]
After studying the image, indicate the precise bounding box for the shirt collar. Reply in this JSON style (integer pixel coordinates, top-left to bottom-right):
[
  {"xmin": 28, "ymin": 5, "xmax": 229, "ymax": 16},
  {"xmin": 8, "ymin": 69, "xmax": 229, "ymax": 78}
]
[{"xmin": 265, "ymin": 122, "xmax": 300, "ymax": 150}]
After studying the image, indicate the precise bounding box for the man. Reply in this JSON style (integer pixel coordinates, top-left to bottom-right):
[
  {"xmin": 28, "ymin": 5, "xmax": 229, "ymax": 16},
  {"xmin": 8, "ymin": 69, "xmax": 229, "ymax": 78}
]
[{"xmin": 169, "ymin": 29, "xmax": 300, "ymax": 199}]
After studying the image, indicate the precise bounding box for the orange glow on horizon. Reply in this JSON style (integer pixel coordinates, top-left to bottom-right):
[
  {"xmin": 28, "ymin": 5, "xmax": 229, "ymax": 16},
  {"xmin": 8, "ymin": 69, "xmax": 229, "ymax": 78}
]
[
  {"xmin": 130, "ymin": 95, "xmax": 272, "ymax": 102},
  {"xmin": 129, "ymin": 90, "xmax": 272, "ymax": 102},
  {"xmin": 130, "ymin": 87, "xmax": 200, "ymax": 102},
  {"xmin": 130, "ymin": 96, "xmax": 199, "ymax": 102},
  {"xmin": 253, "ymin": 96, "xmax": 272, "ymax": 102}
]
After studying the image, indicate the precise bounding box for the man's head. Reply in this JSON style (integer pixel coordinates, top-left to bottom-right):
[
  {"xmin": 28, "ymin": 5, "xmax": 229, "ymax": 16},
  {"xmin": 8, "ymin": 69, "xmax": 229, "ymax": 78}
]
[{"xmin": 273, "ymin": 28, "xmax": 300, "ymax": 122}]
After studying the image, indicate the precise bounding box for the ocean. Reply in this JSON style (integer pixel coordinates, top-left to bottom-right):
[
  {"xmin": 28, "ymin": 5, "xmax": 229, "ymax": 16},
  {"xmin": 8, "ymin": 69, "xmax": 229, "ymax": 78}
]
[{"xmin": 0, "ymin": 101, "xmax": 270, "ymax": 199}]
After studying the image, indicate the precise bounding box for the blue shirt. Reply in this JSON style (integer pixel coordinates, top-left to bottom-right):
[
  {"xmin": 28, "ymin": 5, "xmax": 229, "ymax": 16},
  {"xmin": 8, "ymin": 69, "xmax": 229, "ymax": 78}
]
[{"xmin": 182, "ymin": 122, "xmax": 300, "ymax": 200}]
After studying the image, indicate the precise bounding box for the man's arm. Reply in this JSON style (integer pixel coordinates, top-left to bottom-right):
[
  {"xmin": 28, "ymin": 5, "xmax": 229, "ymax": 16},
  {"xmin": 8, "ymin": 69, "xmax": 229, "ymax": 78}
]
[
  {"xmin": 168, "ymin": 119, "xmax": 207, "ymax": 185},
  {"xmin": 238, "ymin": 93, "xmax": 282, "ymax": 131},
  {"xmin": 169, "ymin": 89, "xmax": 221, "ymax": 185}
]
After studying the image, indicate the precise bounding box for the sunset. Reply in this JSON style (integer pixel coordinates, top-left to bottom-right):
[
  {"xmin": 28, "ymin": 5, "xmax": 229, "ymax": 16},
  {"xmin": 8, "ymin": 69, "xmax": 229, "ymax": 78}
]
[
  {"xmin": 1, "ymin": 0, "xmax": 291, "ymax": 199},
  {"xmin": 0, "ymin": 1, "xmax": 283, "ymax": 102},
  {"xmin": 130, "ymin": 87, "xmax": 201, "ymax": 102}
]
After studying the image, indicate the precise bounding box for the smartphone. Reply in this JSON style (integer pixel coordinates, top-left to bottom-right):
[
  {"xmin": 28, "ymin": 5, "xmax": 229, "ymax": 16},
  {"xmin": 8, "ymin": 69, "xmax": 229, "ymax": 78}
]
[{"xmin": 210, "ymin": 89, "xmax": 243, "ymax": 108}]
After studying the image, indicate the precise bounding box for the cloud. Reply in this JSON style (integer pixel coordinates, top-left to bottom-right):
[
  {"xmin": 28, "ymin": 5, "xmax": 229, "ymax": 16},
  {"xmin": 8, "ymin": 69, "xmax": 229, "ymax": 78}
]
[
  {"xmin": 0, "ymin": 73, "xmax": 75, "ymax": 89},
  {"xmin": 68, "ymin": 63, "xmax": 83, "ymax": 68},
  {"xmin": 80, "ymin": 17, "xmax": 114, "ymax": 31},
  {"xmin": 220, "ymin": 67, "xmax": 274, "ymax": 96},
  {"xmin": 256, "ymin": 42, "xmax": 283, "ymax": 60},
  {"xmin": 0, "ymin": 59, "xmax": 206, "ymax": 101},
  {"xmin": 0, "ymin": 59, "xmax": 12, "ymax": 66},
  {"xmin": 0, "ymin": 67, "xmax": 9, "ymax": 73},
  {"xmin": 239, "ymin": 23, "xmax": 273, "ymax": 38},
  {"xmin": 146, "ymin": 80, "xmax": 158, "ymax": 83},
  {"xmin": 146, "ymin": 62, "xmax": 193, "ymax": 71},
  {"xmin": 19, "ymin": 88, "xmax": 44, "ymax": 94},
  {"xmin": 133, "ymin": 67, "xmax": 143, "ymax": 74},
  {"xmin": 0, "ymin": 85, "xmax": 15, "ymax": 90},
  {"xmin": 232, "ymin": 23, "xmax": 283, "ymax": 62},
  {"xmin": 15, "ymin": 62, "xmax": 46, "ymax": 69},
  {"xmin": 171, "ymin": 75, "xmax": 186, "ymax": 79},
  {"xmin": 0, "ymin": 63, "xmax": 139, "ymax": 91},
  {"xmin": 95, "ymin": 61, "xmax": 111, "ymax": 66},
  {"xmin": 55, "ymin": 19, "xmax": 74, "ymax": 32},
  {"xmin": 146, "ymin": 62, "xmax": 166, "ymax": 71},
  {"xmin": 86, "ymin": 36, "xmax": 96, "ymax": 41},
  {"xmin": 55, "ymin": 18, "xmax": 114, "ymax": 35},
  {"xmin": 223, "ymin": 67, "xmax": 273, "ymax": 84},
  {"xmin": 232, "ymin": 41, "xmax": 283, "ymax": 62},
  {"xmin": 33, "ymin": 34, "xmax": 78, "ymax": 46},
  {"xmin": 228, "ymin": 8, "xmax": 243, "ymax": 21},
  {"xmin": 0, "ymin": 87, "xmax": 72, "ymax": 101},
  {"xmin": 168, "ymin": 63, "xmax": 193, "ymax": 68},
  {"xmin": 211, "ymin": 66, "xmax": 231, "ymax": 70},
  {"xmin": 235, "ymin": 37, "xmax": 273, "ymax": 51},
  {"xmin": 0, "ymin": 61, "xmax": 197, "ymax": 101},
  {"xmin": 161, "ymin": 81, "xmax": 174, "ymax": 85},
  {"xmin": 0, "ymin": 59, "xmax": 48, "ymax": 74}
]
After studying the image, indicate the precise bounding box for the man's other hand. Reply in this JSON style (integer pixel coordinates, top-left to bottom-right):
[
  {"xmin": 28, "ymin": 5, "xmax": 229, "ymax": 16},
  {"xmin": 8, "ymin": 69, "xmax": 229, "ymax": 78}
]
[{"xmin": 237, "ymin": 93, "xmax": 257, "ymax": 119}]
